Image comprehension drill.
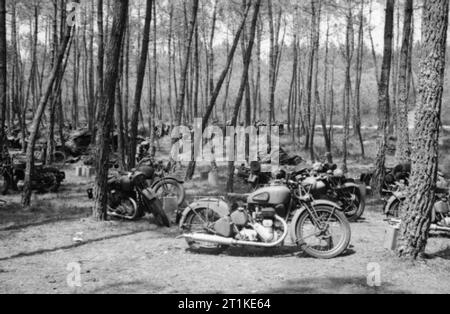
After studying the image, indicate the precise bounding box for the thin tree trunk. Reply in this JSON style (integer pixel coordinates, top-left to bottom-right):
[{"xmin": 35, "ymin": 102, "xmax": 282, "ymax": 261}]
[
  {"xmin": 371, "ymin": 0, "xmax": 394, "ymax": 197},
  {"xmin": 396, "ymin": 0, "xmax": 414, "ymax": 164},
  {"xmin": 226, "ymin": 0, "xmax": 261, "ymax": 192},
  {"xmin": 184, "ymin": 3, "xmax": 251, "ymax": 180},
  {"xmin": 22, "ymin": 6, "xmax": 77, "ymax": 207},
  {"xmin": 129, "ymin": 0, "xmax": 153, "ymax": 169}
]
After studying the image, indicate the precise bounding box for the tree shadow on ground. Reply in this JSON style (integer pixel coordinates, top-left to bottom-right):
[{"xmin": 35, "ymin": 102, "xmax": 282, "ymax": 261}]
[
  {"xmin": 426, "ymin": 246, "xmax": 450, "ymax": 260},
  {"xmin": 187, "ymin": 246, "xmax": 357, "ymax": 259},
  {"xmin": 87, "ymin": 280, "xmax": 164, "ymax": 294},
  {"xmin": 262, "ymin": 277, "xmax": 411, "ymax": 294}
]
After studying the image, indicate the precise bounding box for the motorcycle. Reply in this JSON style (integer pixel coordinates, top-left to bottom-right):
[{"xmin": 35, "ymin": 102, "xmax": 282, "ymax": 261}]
[
  {"xmin": 87, "ymin": 169, "xmax": 170, "ymax": 227},
  {"xmin": 13, "ymin": 162, "xmax": 65, "ymax": 194},
  {"xmin": 179, "ymin": 172, "xmax": 351, "ymax": 259},
  {"xmin": 137, "ymin": 157, "xmax": 186, "ymax": 207},
  {"xmin": 236, "ymin": 161, "xmax": 272, "ymax": 191},
  {"xmin": 296, "ymin": 166, "xmax": 366, "ymax": 222},
  {"xmin": 385, "ymin": 187, "xmax": 450, "ymax": 234},
  {"xmin": 360, "ymin": 163, "xmax": 411, "ymax": 196}
]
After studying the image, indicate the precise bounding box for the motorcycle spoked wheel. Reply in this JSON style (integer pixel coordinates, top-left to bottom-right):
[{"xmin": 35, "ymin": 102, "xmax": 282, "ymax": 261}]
[
  {"xmin": 153, "ymin": 178, "xmax": 186, "ymax": 207},
  {"xmin": 142, "ymin": 196, "xmax": 170, "ymax": 227},
  {"xmin": 295, "ymin": 206, "xmax": 351, "ymax": 259},
  {"xmin": 386, "ymin": 198, "xmax": 401, "ymax": 218},
  {"xmin": 0, "ymin": 171, "xmax": 11, "ymax": 195},
  {"xmin": 184, "ymin": 208, "xmax": 227, "ymax": 255},
  {"xmin": 107, "ymin": 197, "xmax": 141, "ymax": 221},
  {"xmin": 339, "ymin": 186, "xmax": 365, "ymax": 222}
]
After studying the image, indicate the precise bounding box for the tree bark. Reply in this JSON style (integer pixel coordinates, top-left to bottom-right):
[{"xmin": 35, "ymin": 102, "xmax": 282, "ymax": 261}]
[
  {"xmin": 93, "ymin": 0, "xmax": 128, "ymax": 221},
  {"xmin": 184, "ymin": 3, "xmax": 251, "ymax": 180},
  {"xmin": 398, "ymin": 0, "xmax": 449, "ymax": 259},
  {"xmin": 129, "ymin": 0, "xmax": 153, "ymax": 169},
  {"xmin": 396, "ymin": 0, "xmax": 414, "ymax": 164},
  {"xmin": 226, "ymin": 0, "xmax": 261, "ymax": 192},
  {"xmin": 371, "ymin": 0, "xmax": 394, "ymax": 196},
  {"xmin": 22, "ymin": 2, "xmax": 77, "ymax": 207},
  {"xmin": 175, "ymin": 0, "xmax": 199, "ymax": 126},
  {"xmin": 0, "ymin": 0, "xmax": 6, "ymax": 150}
]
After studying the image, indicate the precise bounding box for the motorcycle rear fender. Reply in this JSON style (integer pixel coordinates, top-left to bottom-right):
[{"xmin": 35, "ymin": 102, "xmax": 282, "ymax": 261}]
[
  {"xmin": 344, "ymin": 182, "xmax": 367, "ymax": 201},
  {"xmin": 151, "ymin": 176, "xmax": 184, "ymax": 188},
  {"xmin": 179, "ymin": 199, "xmax": 230, "ymax": 228},
  {"xmin": 384, "ymin": 193, "xmax": 406, "ymax": 215},
  {"xmin": 289, "ymin": 200, "xmax": 342, "ymax": 243}
]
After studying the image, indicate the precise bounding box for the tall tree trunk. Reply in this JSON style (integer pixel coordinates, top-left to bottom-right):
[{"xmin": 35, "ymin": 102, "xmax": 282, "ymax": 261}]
[
  {"xmin": 342, "ymin": 3, "xmax": 354, "ymax": 173},
  {"xmin": 184, "ymin": 3, "xmax": 251, "ymax": 180},
  {"xmin": 354, "ymin": 0, "xmax": 365, "ymax": 158},
  {"xmin": 369, "ymin": 0, "xmax": 380, "ymax": 88},
  {"xmin": 0, "ymin": 0, "xmax": 6, "ymax": 150},
  {"xmin": 398, "ymin": 0, "xmax": 449, "ymax": 259},
  {"xmin": 129, "ymin": 0, "xmax": 153, "ymax": 169},
  {"xmin": 175, "ymin": 0, "xmax": 199, "ymax": 126},
  {"xmin": 226, "ymin": 0, "xmax": 261, "ymax": 192},
  {"xmin": 22, "ymin": 2, "xmax": 78, "ymax": 207},
  {"xmin": 93, "ymin": 0, "xmax": 128, "ymax": 220},
  {"xmin": 320, "ymin": 16, "xmax": 332, "ymax": 163},
  {"xmin": 396, "ymin": 0, "xmax": 414, "ymax": 164},
  {"xmin": 46, "ymin": 0, "xmax": 59, "ymax": 165},
  {"xmin": 310, "ymin": 0, "xmax": 322, "ymax": 162},
  {"xmin": 97, "ymin": 0, "xmax": 105, "ymax": 121},
  {"xmin": 371, "ymin": 0, "xmax": 394, "ymax": 196}
]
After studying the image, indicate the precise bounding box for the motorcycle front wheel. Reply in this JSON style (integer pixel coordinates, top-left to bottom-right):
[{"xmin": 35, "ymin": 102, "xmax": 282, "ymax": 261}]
[
  {"xmin": 142, "ymin": 195, "xmax": 170, "ymax": 227},
  {"xmin": 295, "ymin": 206, "xmax": 351, "ymax": 259},
  {"xmin": 184, "ymin": 208, "xmax": 227, "ymax": 254}
]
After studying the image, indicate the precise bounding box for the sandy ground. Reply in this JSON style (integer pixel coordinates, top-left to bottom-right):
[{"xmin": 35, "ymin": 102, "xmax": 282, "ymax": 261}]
[{"xmin": 0, "ymin": 209, "xmax": 450, "ymax": 294}]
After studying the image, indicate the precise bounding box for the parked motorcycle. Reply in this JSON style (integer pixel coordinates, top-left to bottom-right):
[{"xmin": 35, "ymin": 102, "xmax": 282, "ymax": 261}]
[
  {"xmin": 15, "ymin": 164, "xmax": 65, "ymax": 193},
  {"xmin": 360, "ymin": 163, "xmax": 411, "ymax": 195},
  {"xmin": 295, "ymin": 166, "xmax": 366, "ymax": 222},
  {"xmin": 179, "ymin": 172, "xmax": 351, "ymax": 259},
  {"xmin": 236, "ymin": 161, "xmax": 272, "ymax": 190},
  {"xmin": 384, "ymin": 187, "xmax": 450, "ymax": 234},
  {"xmin": 87, "ymin": 169, "xmax": 170, "ymax": 227}
]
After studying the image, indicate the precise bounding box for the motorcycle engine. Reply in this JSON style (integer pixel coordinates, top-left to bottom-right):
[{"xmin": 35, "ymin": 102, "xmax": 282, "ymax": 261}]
[
  {"xmin": 109, "ymin": 190, "xmax": 123, "ymax": 209},
  {"xmin": 252, "ymin": 208, "xmax": 277, "ymax": 242}
]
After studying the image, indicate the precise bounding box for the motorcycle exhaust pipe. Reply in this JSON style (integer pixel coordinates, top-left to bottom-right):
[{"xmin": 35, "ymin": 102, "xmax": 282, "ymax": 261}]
[
  {"xmin": 181, "ymin": 216, "xmax": 289, "ymax": 248},
  {"xmin": 107, "ymin": 211, "xmax": 135, "ymax": 221},
  {"xmin": 430, "ymin": 224, "xmax": 450, "ymax": 233}
]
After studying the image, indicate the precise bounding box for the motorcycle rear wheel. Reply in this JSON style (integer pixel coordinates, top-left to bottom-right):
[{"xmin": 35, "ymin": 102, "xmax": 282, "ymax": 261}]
[
  {"xmin": 40, "ymin": 173, "xmax": 60, "ymax": 193},
  {"xmin": 153, "ymin": 178, "xmax": 186, "ymax": 207},
  {"xmin": 340, "ymin": 186, "xmax": 365, "ymax": 222},
  {"xmin": 295, "ymin": 206, "xmax": 351, "ymax": 259},
  {"xmin": 385, "ymin": 198, "xmax": 401, "ymax": 218},
  {"xmin": 0, "ymin": 172, "xmax": 12, "ymax": 195},
  {"xmin": 184, "ymin": 208, "xmax": 227, "ymax": 254}
]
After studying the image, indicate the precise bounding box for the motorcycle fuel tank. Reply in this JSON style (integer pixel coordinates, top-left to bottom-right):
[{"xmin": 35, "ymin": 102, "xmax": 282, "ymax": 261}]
[{"xmin": 247, "ymin": 185, "xmax": 291, "ymax": 207}]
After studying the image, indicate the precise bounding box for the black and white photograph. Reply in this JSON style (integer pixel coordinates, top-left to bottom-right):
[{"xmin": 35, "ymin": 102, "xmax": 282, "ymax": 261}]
[{"xmin": 0, "ymin": 0, "xmax": 449, "ymax": 297}]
